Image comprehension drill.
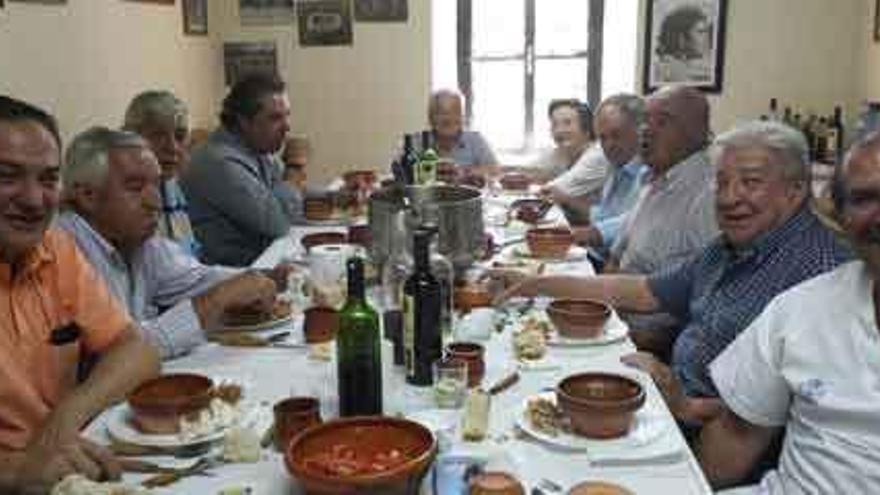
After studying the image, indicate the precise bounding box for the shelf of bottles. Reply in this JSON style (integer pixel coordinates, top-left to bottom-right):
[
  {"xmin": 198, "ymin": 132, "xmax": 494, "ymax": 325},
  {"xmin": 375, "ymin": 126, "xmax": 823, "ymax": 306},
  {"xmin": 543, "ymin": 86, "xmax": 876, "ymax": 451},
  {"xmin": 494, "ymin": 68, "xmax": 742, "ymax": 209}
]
[{"xmin": 761, "ymin": 98, "xmax": 845, "ymax": 167}]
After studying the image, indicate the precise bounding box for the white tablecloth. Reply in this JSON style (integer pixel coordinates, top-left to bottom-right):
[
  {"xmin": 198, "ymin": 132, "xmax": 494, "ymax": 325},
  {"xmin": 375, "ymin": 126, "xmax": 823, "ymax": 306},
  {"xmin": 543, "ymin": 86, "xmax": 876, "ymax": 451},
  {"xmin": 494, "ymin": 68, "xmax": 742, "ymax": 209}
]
[{"xmin": 86, "ymin": 199, "xmax": 712, "ymax": 494}]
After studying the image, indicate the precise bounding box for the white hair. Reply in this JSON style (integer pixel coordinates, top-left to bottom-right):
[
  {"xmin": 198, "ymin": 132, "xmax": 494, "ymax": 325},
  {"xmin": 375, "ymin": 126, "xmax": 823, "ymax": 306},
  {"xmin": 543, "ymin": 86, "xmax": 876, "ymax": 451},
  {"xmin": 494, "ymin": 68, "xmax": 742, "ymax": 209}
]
[
  {"xmin": 709, "ymin": 120, "xmax": 810, "ymax": 185},
  {"xmin": 63, "ymin": 126, "xmax": 147, "ymax": 188},
  {"xmin": 123, "ymin": 90, "xmax": 189, "ymax": 132}
]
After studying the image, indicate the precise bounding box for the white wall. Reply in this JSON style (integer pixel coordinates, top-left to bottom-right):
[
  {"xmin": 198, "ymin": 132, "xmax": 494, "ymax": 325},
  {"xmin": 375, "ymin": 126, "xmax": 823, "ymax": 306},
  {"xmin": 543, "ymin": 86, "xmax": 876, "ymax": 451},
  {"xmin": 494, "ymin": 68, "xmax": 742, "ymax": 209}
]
[
  {"xmin": 211, "ymin": 0, "xmax": 432, "ymax": 185},
  {"xmin": 0, "ymin": 0, "xmax": 223, "ymax": 144}
]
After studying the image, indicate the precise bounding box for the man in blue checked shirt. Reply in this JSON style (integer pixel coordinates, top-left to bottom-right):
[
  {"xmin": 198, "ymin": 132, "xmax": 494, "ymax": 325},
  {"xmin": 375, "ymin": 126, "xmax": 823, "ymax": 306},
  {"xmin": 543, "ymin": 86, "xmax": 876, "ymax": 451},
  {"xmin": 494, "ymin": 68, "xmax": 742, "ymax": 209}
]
[{"xmin": 497, "ymin": 120, "xmax": 851, "ymax": 426}]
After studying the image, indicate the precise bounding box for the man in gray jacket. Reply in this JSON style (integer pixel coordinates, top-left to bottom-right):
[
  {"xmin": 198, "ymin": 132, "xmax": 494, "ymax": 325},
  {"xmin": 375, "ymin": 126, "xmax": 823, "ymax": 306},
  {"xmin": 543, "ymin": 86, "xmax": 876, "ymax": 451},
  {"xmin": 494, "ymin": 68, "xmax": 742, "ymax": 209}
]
[{"xmin": 182, "ymin": 74, "xmax": 302, "ymax": 266}]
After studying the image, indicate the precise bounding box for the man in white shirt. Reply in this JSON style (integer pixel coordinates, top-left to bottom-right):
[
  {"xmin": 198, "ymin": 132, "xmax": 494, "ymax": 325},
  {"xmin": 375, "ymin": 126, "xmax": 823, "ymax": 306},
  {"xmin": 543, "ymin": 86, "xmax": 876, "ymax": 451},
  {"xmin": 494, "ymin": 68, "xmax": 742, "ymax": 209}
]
[{"xmin": 700, "ymin": 132, "xmax": 880, "ymax": 493}]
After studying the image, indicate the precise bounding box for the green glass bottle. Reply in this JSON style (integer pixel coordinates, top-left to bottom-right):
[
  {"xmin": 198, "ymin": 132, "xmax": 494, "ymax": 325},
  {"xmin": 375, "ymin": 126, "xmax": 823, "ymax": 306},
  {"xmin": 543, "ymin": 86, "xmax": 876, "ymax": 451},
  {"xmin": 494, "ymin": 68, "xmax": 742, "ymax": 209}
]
[
  {"xmin": 337, "ymin": 256, "xmax": 383, "ymax": 416},
  {"xmin": 417, "ymin": 130, "xmax": 438, "ymax": 185}
]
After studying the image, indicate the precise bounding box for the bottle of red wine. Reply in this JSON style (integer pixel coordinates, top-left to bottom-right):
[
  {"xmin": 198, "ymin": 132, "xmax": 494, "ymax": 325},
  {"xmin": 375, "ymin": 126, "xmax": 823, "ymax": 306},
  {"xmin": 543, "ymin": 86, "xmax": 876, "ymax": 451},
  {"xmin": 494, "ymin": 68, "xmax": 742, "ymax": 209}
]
[
  {"xmin": 403, "ymin": 227, "xmax": 442, "ymax": 386},
  {"xmin": 401, "ymin": 134, "xmax": 419, "ymax": 185},
  {"xmin": 337, "ymin": 257, "xmax": 382, "ymax": 416}
]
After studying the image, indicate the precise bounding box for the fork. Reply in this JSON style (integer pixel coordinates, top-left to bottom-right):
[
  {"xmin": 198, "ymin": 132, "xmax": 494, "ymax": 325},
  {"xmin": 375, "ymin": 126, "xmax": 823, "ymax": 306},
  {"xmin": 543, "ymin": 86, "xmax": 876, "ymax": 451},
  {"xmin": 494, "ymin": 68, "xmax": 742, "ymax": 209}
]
[{"xmin": 140, "ymin": 455, "xmax": 220, "ymax": 488}]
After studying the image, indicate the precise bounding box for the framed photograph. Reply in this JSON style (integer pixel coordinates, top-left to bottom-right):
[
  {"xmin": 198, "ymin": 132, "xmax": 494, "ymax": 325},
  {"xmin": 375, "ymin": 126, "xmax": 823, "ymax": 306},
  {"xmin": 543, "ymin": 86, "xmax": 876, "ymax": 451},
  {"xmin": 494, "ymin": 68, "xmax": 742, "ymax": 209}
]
[
  {"xmin": 223, "ymin": 41, "xmax": 278, "ymax": 87},
  {"xmin": 354, "ymin": 0, "xmax": 407, "ymax": 22},
  {"xmin": 182, "ymin": 0, "xmax": 207, "ymax": 35},
  {"xmin": 239, "ymin": 0, "xmax": 294, "ymax": 26},
  {"xmin": 9, "ymin": 0, "xmax": 67, "ymax": 4},
  {"xmin": 874, "ymin": 0, "xmax": 880, "ymax": 42},
  {"xmin": 298, "ymin": 0, "xmax": 353, "ymax": 47},
  {"xmin": 643, "ymin": 0, "xmax": 728, "ymax": 93}
]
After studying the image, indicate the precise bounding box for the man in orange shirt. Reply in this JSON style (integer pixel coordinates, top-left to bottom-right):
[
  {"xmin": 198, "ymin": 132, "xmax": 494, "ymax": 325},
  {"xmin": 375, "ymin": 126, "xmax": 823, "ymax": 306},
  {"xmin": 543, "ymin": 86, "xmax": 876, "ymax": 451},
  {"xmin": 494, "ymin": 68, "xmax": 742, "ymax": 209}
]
[{"xmin": 0, "ymin": 96, "xmax": 160, "ymax": 493}]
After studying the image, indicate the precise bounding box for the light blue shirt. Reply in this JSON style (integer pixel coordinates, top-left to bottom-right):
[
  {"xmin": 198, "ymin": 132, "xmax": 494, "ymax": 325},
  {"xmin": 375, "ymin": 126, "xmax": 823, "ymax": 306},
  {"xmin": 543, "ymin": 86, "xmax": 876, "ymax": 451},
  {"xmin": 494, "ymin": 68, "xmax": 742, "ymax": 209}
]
[
  {"xmin": 590, "ymin": 160, "xmax": 648, "ymax": 251},
  {"xmin": 439, "ymin": 130, "xmax": 498, "ymax": 167},
  {"xmin": 57, "ymin": 211, "xmax": 240, "ymax": 360}
]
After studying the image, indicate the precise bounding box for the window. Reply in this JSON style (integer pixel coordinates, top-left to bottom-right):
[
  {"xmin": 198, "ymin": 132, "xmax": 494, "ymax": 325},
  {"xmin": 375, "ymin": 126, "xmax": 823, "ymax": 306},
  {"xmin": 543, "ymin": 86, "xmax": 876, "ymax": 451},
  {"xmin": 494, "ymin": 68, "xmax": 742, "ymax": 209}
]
[{"xmin": 432, "ymin": 0, "xmax": 638, "ymax": 159}]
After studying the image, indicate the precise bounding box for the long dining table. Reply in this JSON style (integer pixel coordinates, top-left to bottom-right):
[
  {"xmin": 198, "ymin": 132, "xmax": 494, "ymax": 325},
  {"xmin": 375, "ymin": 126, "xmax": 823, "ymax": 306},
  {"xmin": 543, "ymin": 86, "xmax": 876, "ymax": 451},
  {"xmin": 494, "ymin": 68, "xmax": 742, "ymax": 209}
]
[{"xmin": 85, "ymin": 192, "xmax": 713, "ymax": 494}]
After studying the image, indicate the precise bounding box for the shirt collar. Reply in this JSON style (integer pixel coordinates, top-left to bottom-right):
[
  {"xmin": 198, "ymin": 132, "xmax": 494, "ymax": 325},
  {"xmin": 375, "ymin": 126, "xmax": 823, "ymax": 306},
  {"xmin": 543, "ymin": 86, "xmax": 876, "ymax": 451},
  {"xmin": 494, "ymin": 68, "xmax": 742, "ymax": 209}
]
[
  {"xmin": 721, "ymin": 203, "xmax": 815, "ymax": 263},
  {"xmin": 0, "ymin": 233, "xmax": 55, "ymax": 283},
  {"xmin": 58, "ymin": 211, "xmax": 132, "ymax": 267},
  {"xmin": 647, "ymin": 149, "xmax": 708, "ymax": 188}
]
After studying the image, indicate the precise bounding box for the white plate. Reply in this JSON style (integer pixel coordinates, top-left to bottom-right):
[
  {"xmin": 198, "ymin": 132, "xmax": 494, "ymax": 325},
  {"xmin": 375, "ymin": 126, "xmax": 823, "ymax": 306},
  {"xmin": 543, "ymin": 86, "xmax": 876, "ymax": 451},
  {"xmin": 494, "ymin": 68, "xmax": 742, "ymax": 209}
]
[
  {"xmin": 505, "ymin": 244, "xmax": 589, "ymax": 262},
  {"xmin": 515, "ymin": 392, "xmax": 667, "ymax": 452},
  {"xmin": 546, "ymin": 316, "xmax": 629, "ymax": 347},
  {"xmin": 105, "ymin": 404, "xmax": 226, "ymax": 448}
]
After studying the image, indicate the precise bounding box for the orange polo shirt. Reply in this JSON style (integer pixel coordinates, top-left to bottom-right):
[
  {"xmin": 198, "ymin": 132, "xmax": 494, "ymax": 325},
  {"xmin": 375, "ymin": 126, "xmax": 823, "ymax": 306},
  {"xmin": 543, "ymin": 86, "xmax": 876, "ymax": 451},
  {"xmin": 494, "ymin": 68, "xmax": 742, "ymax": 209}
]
[{"xmin": 0, "ymin": 228, "xmax": 132, "ymax": 450}]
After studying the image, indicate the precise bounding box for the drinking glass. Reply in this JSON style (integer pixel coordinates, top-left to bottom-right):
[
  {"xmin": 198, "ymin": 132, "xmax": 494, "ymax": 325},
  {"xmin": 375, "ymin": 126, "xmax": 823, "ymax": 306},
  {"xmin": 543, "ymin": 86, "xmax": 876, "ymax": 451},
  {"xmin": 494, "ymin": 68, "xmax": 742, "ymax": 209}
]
[{"xmin": 432, "ymin": 359, "xmax": 468, "ymax": 409}]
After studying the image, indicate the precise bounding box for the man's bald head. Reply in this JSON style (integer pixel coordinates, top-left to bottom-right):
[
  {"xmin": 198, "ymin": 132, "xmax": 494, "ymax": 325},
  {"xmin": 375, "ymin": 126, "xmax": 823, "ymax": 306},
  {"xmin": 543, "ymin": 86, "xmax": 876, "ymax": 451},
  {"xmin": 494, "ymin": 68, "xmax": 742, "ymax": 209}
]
[{"xmin": 642, "ymin": 85, "xmax": 711, "ymax": 172}]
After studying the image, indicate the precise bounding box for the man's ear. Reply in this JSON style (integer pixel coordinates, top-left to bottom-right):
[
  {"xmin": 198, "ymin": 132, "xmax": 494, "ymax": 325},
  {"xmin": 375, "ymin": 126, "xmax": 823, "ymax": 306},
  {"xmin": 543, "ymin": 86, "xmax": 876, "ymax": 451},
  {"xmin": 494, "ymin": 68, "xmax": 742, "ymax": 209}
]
[{"xmin": 67, "ymin": 182, "xmax": 100, "ymax": 215}]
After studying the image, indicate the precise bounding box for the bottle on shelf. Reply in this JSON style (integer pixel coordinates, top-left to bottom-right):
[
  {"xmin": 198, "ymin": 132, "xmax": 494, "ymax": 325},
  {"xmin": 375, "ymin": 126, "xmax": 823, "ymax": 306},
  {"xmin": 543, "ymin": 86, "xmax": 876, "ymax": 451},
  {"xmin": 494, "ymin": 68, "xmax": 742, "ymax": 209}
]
[
  {"xmin": 814, "ymin": 117, "xmax": 830, "ymax": 164},
  {"xmin": 827, "ymin": 106, "xmax": 844, "ymax": 164},
  {"xmin": 768, "ymin": 98, "xmax": 781, "ymax": 122},
  {"xmin": 417, "ymin": 130, "xmax": 438, "ymax": 185},
  {"xmin": 783, "ymin": 107, "xmax": 793, "ymax": 126},
  {"xmin": 400, "ymin": 133, "xmax": 419, "ymax": 185},
  {"xmin": 403, "ymin": 226, "xmax": 443, "ymax": 387},
  {"xmin": 337, "ymin": 256, "xmax": 383, "ymax": 416}
]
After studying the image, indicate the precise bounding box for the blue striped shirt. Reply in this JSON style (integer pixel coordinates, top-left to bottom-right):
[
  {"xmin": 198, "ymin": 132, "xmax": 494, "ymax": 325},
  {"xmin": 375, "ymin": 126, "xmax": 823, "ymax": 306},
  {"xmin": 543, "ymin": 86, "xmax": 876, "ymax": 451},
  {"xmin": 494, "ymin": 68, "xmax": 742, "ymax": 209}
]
[{"xmin": 648, "ymin": 205, "xmax": 852, "ymax": 397}]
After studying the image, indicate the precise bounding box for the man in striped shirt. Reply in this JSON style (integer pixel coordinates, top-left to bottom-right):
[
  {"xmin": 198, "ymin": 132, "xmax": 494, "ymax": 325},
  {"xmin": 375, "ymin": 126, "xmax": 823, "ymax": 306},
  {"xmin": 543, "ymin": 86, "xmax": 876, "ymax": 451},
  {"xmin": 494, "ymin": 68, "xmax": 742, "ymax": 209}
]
[{"xmin": 57, "ymin": 127, "xmax": 281, "ymax": 360}]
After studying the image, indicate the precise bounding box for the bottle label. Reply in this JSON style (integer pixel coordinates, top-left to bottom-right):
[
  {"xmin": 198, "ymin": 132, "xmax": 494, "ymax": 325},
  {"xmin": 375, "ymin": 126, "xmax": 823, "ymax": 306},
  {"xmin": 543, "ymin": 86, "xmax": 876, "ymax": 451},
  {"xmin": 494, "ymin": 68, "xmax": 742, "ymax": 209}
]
[{"xmin": 403, "ymin": 293, "xmax": 416, "ymax": 378}]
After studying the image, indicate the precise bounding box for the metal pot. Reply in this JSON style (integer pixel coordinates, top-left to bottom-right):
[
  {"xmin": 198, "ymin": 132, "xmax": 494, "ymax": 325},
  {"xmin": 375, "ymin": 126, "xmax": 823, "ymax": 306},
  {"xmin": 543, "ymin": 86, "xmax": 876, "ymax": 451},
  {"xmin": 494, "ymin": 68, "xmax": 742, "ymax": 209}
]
[{"xmin": 368, "ymin": 184, "xmax": 484, "ymax": 271}]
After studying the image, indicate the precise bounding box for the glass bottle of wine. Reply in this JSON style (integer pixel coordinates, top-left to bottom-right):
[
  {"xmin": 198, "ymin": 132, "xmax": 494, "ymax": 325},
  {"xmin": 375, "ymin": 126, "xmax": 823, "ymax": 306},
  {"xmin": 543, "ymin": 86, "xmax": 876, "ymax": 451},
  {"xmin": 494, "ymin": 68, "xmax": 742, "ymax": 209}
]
[
  {"xmin": 403, "ymin": 227, "xmax": 442, "ymax": 386},
  {"xmin": 337, "ymin": 256, "xmax": 383, "ymax": 416}
]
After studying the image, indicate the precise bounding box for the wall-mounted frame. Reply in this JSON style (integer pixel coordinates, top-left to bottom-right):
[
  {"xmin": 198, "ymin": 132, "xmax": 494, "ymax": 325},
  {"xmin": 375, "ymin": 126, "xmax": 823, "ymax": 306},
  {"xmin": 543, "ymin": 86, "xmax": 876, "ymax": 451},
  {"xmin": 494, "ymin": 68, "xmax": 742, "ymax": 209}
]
[
  {"xmin": 182, "ymin": 0, "xmax": 207, "ymax": 36},
  {"xmin": 8, "ymin": 0, "xmax": 67, "ymax": 4},
  {"xmin": 874, "ymin": 0, "xmax": 880, "ymax": 42},
  {"xmin": 223, "ymin": 41, "xmax": 278, "ymax": 87},
  {"xmin": 298, "ymin": 0, "xmax": 353, "ymax": 47},
  {"xmin": 354, "ymin": 0, "xmax": 407, "ymax": 22},
  {"xmin": 239, "ymin": 0, "xmax": 294, "ymax": 26},
  {"xmin": 643, "ymin": 0, "xmax": 728, "ymax": 93}
]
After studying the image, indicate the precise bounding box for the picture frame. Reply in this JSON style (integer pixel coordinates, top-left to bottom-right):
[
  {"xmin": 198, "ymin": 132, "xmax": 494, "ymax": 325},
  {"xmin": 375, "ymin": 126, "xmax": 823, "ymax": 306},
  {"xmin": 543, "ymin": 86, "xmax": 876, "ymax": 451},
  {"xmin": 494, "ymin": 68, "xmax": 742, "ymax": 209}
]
[
  {"xmin": 223, "ymin": 41, "xmax": 278, "ymax": 87},
  {"xmin": 643, "ymin": 0, "xmax": 728, "ymax": 93},
  {"xmin": 182, "ymin": 0, "xmax": 207, "ymax": 36},
  {"xmin": 354, "ymin": 0, "xmax": 407, "ymax": 22},
  {"xmin": 8, "ymin": 0, "xmax": 67, "ymax": 4},
  {"xmin": 874, "ymin": 0, "xmax": 880, "ymax": 43},
  {"xmin": 298, "ymin": 0, "xmax": 353, "ymax": 47},
  {"xmin": 239, "ymin": 0, "xmax": 294, "ymax": 26}
]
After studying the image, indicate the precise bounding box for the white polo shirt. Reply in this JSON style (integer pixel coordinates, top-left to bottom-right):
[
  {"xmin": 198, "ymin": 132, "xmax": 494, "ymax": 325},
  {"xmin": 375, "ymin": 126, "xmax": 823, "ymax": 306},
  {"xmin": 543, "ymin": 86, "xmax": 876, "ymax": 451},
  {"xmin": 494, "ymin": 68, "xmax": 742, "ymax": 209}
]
[{"xmin": 711, "ymin": 260, "xmax": 880, "ymax": 494}]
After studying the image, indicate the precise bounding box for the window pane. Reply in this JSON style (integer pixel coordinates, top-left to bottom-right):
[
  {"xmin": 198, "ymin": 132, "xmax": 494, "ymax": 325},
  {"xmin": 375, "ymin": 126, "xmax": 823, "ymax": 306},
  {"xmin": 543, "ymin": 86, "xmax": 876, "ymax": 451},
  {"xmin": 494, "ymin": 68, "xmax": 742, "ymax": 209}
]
[
  {"xmin": 533, "ymin": 58, "xmax": 588, "ymax": 148},
  {"xmin": 472, "ymin": 0, "xmax": 525, "ymax": 57},
  {"xmin": 472, "ymin": 60, "xmax": 525, "ymax": 150},
  {"xmin": 535, "ymin": 0, "xmax": 588, "ymax": 56}
]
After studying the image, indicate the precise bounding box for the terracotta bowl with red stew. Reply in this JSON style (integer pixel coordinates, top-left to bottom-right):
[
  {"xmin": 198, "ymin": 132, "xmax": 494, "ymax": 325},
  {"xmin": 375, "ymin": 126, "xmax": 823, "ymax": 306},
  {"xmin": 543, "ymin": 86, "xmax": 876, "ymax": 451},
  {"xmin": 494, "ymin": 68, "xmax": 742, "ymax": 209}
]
[
  {"xmin": 511, "ymin": 198, "xmax": 551, "ymax": 224},
  {"xmin": 453, "ymin": 282, "xmax": 493, "ymax": 312},
  {"xmin": 556, "ymin": 372, "xmax": 645, "ymax": 439},
  {"xmin": 499, "ymin": 172, "xmax": 530, "ymax": 191},
  {"xmin": 460, "ymin": 173, "xmax": 487, "ymax": 190},
  {"xmin": 127, "ymin": 373, "xmax": 214, "ymax": 434},
  {"xmin": 285, "ymin": 416, "xmax": 437, "ymax": 495},
  {"xmin": 301, "ymin": 232, "xmax": 348, "ymax": 252},
  {"xmin": 546, "ymin": 299, "xmax": 611, "ymax": 339},
  {"xmin": 305, "ymin": 196, "xmax": 336, "ymax": 221},
  {"xmin": 526, "ymin": 227, "xmax": 573, "ymax": 259}
]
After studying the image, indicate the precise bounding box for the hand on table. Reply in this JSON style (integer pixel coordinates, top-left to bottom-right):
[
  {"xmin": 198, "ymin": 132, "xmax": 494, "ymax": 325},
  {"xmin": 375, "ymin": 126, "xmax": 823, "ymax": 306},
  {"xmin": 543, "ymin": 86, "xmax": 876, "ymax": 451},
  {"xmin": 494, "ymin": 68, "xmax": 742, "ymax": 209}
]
[
  {"xmin": 261, "ymin": 262, "xmax": 296, "ymax": 292},
  {"xmin": 195, "ymin": 271, "xmax": 278, "ymax": 328},
  {"xmin": 486, "ymin": 270, "xmax": 540, "ymax": 305},
  {"xmin": 572, "ymin": 226, "xmax": 603, "ymax": 247}
]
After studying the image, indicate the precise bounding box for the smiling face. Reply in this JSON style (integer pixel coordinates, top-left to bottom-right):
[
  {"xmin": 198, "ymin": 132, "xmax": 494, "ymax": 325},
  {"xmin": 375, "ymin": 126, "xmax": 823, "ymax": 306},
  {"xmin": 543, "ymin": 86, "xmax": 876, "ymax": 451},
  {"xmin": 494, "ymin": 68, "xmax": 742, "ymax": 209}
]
[
  {"xmin": 0, "ymin": 120, "xmax": 61, "ymax": 263},
  {"xmin": 714, "ymin": 146, "xmax": 805, "ymax": 248},
  {"xmin": 431, "ymin": 94, "xmax": 464, "ymax": 143},
  {"xmin": 595, "ymin": 104, "xmax": 639, "ymax": 167},
  {"xmin": 551, "ymin": 105, "xmax": 591, "ymax": 159}
]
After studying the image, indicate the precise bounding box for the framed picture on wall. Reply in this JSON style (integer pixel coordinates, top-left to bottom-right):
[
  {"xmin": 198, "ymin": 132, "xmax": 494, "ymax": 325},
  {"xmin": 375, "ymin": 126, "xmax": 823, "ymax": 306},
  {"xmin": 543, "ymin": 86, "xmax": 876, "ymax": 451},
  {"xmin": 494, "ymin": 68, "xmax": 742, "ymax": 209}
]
[
  {"xmin": 223, "ymin": 41, "xmax": 278, "ymax": 87},
  {"xmin": 874, "ymin": 0, "xmax": 880, "ymax": 42},
  {"xmin": 239, "ymin": 0, "xmax": 294, "ymax": 26},
  {"xmin": 182, "ymin": 0, "xmax": 207, "ymax": 35},
  {"xmin": 643, "ymin": 0, "xmax": 728, "ymax": 93},
  {"xmin": 298, "ymin": 0, "xmax": 353, "ymax": 47},
  {"xmin": 354, "ymin": 0, "xmax": 407, "ymax": 22},
  {"xmin": 9, "ymin": 0, "xmax": 67, "ymax": 4}
]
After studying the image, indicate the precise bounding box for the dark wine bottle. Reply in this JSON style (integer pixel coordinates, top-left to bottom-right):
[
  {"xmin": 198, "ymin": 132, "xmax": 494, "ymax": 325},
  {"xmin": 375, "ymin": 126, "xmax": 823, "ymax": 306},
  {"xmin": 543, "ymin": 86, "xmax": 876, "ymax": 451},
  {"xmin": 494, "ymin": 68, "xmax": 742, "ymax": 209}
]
[
  {"xmin": 337, "ymin": 257, "xmax": 383, "ymax": 416},
  {"xmin": 403, "ymin": 227, "xmax": 442, "ymax": 386},
  {"xmin": 401, "ymin": 134, "xmax": 419, "ymax": 185}
]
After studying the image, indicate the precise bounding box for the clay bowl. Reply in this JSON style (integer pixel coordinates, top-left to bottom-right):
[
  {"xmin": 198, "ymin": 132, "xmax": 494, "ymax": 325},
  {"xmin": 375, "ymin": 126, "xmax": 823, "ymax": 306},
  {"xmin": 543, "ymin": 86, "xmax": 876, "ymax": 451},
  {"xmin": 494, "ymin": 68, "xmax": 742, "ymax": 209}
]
[
  {"xmin": 343, "ymin": 170, "xmax": 377, "ymax": 191},
  {"xmin": 525, "ymin": 227, "xmax": 573, "ymax": 259},
  {"xmin": 545, "ymin": 299, "xmax": 611, "ymax": 339},
  {"xmin": 304, "ymin": 306, "xmax": 339, "ymax": 343},
  {"xmin": 127, "ymin": 373, "xmax": 214, "ymax": 434},
  {"xmin": 511, "ymin": 199, "xmax": 551, "ymax": 224},
  {"xmin": 567, "ymin": 481, "xmax": 635, "ymax": 495},
  {"xmin": 460, "ymin": 173, "xmax": 487, "ymax": 189},
  {"xmin": 556, "ymin": 372, "xmax": 645, "ymax": 439},
  {"xmin": 285, "ymin": 416, "xmax": 437, "ymax": 495},
  {"xmin": 469, "ymin": 471, "xmax": 526, "ymax": 495},
  {"xmin": 437, "ymin": 160, "xmax": 460, "ymax": 184},
  {"xmin": 301, "ymin": 232, "xmax": 348, "ymax": 252},
  {"xmin": 347, "ymin": 224, "xmax": 372, "ymax": 249},
  {"xmin": 454, "ymin": 283, "xmax": 493, "ymax": 312},
  {"xmin": 499, "ymin": 172, "xmax": 530, "ymax": 191},
  {"xmin": 305, "ymin": 195, "xmax": 336, "ymax": 221},
  {"xmin": 445, "ymin": 342, "xmax": 485, "ymax": 388},
  {"xmin": 274, "ymin": 397, "xmax": 322, "ymax": 452}
]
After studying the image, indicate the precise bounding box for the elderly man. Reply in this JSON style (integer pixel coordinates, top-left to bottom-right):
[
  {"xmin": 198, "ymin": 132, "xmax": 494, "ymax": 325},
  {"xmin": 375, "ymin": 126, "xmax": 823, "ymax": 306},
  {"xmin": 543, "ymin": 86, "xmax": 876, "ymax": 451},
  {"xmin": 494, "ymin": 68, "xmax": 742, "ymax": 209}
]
[
  {"xmin": 427, "ymin": 89, "xmax": 498, "ymax": 170},
  {"xmin": 697, "ymin": 133, "xmax": 880, "ymax": 493},
  {"xmin": 58, "ymin": 126, "xmax": 279, "ymax": 360},
  {"xmin": 0, "ymin": 97, "xmax": 159, "ymax": 492},
  {"xmin": 123, "ymin": 90, "xmax": 199, "ymax": 256},
  {"xmin": 499, "ymin": 121, "xmax": 851, "ymax": 425},
  {"xmin": 182, "ymin": 73, "xmax": 302, "ymax": 266},
  {"xmin": 611, "ymin": 85, "xmax": 718, "ymax": 274},
  {"xmin": 570, "ymin": 94, "xmax": 648, "ymax": 252}
]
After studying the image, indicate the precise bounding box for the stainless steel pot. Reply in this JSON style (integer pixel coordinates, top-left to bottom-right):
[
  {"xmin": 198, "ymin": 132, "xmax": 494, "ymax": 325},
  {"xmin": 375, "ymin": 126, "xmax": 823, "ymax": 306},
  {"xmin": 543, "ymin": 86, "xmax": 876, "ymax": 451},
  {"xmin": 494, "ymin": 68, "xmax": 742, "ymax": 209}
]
[{"xmin": 368, "ymin": 184, "xmax": 484, "ymax": 271}]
